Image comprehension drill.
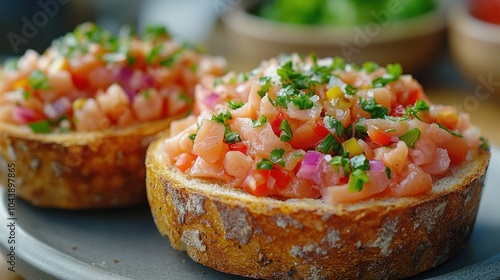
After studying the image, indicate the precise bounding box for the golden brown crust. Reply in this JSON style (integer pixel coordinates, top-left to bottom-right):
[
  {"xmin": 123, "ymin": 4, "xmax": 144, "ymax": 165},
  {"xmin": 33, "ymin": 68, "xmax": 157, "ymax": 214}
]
[
  {"xmin": 146, "ymin": 137, "xmax": 491, "ymax": 279},
  {"xmin": 0, "ymin": 118, "xmax": 175, "ymax": 209}
]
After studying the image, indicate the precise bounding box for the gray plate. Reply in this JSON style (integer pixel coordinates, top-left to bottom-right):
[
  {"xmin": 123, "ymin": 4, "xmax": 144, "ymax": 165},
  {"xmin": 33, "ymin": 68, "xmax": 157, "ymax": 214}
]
[{"xmin": 1, "ymin": 146, "xmax": 499, "ymax": 280}]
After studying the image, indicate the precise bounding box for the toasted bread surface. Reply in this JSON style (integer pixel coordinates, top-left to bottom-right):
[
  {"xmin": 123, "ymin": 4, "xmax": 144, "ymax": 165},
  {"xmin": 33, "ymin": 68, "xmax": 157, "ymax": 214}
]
[
  {"xmin": 146, "ymin": 137, "xmax": 490, "ymax": 279},
  {"xmin": 0, "ymin": 118, "xmax": 174, "ymax": 209}
]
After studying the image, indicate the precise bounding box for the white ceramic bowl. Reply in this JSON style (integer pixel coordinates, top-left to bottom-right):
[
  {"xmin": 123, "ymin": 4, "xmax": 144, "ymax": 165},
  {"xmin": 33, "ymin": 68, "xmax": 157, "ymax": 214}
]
[
  {"xmin": 223, "ymin": 2, "xmax": 447, "ymax": 74},
  {"xmin": 448, "ymin": 3, "xmax": 500, "ymax": 95}
]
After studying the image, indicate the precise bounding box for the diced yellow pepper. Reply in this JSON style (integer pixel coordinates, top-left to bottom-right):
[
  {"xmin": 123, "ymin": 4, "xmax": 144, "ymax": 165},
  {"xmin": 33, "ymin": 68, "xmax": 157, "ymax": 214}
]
[
  {"xmin": 73, "ymin": 98, "xmax": 87, "ymax": 110},
  {"xmin": 342, "ymin": 138, "xmax": 364, "ymax": 158},
  {"xmin": 326, "ymin": 86, "xmax": 352, "ymax": 109},
  {"xmin": 326, "ymin": 86, "xmax": 343, "ymax": 101},
  {"xmin": 12, "ymin": 79, "xmax": 28, "ymax": 90}
]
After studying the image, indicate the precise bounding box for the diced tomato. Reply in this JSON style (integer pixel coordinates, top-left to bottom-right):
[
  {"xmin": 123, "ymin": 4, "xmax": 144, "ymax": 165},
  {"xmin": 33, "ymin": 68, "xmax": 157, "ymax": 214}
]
[
  {"xmin": 288, "ymin": 120, "xmax": 330, "ymax": 150},
  {"xmin": 174, "ymin": 153, "xmax": 197, "ymax": 172},
  {"xmin": 270, "ymin": 112, "xmax": 285, "ymax": 137},
  {"xmin": 270, "ymin": 168, "xmax": 292, "ymax": 189},
  {"xmin": 243, "ymin": 168, "xmax": 270, "ymax": 196},
  {"xmin": 161, "ymin": 98, "xmax": 169, "ymax": 118},
  {"xmin": 71, "ymin": 73, "xmax": 89, "ymax": 89},
  {"xmin": 228, "ymin": 142, "xmax": 248, "ymax": 154},
  {"xmin": 391, "ymin": 104, "xmax": 406, "ymax": 117},
  {"xmin": 368, "ymin": 129, "xmax": 392, "ymax": 146}
]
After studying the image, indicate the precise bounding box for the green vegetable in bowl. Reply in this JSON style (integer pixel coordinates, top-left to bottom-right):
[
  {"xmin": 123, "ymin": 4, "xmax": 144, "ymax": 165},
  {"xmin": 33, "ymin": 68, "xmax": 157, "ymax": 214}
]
[{"xmin": 255, "ymin": 0, "xmax": 437, "ymax": 26}]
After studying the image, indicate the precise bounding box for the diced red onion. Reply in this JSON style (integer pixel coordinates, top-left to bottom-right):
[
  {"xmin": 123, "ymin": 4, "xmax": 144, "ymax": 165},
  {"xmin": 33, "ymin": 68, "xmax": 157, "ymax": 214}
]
[
  {"xmin": 369, "ymin": 159, "xmax": 386, "ymax": 172},
  {"xmin": 142, "ymin": 73, "xmax": 157, "ymax": 88},
  {"xmin": 202, "ymin": 93, "xmax": 220, "ymax": 109},
  {"xmin": 12, "ymin": 107, "xmax": 38, "ymax": 124},
  {"xmin": 52, "ymin": 97, "xmax": 71, "ymax": 117},
  {"xmin": 297, "ymin": 151, "xmax": 324, "ymax": 185},
  {"xmin": 116, "ymin": 66, "xmax": 133, "ymax": 82}
]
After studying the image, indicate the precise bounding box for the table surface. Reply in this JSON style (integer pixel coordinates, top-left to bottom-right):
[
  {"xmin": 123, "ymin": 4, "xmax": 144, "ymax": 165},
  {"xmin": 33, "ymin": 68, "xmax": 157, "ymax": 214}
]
[{"xmin": 1, "ymin": 22, "xmax": 499, "ymax": 280}]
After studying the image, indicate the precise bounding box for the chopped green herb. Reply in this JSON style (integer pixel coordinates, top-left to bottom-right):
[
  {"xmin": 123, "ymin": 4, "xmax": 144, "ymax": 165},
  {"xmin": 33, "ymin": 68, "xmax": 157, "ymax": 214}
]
[
  {"xmin": 291, "ymin": 93, "xmax": 314, "ymax": 110},
  {"xmin": 213, "ymin": 78, "xmax": 223, "ymax": 87},
  {"xmin": 362, "ymin": 61, "xmax": 379, "ymax": 73},
  {"xmin": 360, "ymin": 98, "xmax": 388, "ymax": 119},
  {"xmin": 257, "ymin": 76, "xmax": 272, "ymax": 97},
  {"xmin": 399, "ymin": 128, "xmax": 421, "ymax": 149},
  {"xmin": 224, "ymin": 131, "xmax": 241, "ymax": 144},
  {"xmin": 252, "ymin": 115, "xmax": 269, "ymax": 127},
  {"xmin": 348, "ymin": 169, "xmax": 369, "ymax": 193},
  {"xmin": 350, "ymin": 154, "xmax": 369, "ymax": 170},
  {"xmin": 438, "ymin": 123, "xmax": 464, "ymax": 138},
  {"xmin": 28, "ymin": 70, "xmax": 52, "ymax": 90},
  {"xmin": 143, "ymin": 25, "xmax": 170, "ymax": 40},
  {"xmin": 385, "ymin": 166, "xmax": 392, "ymax": 179},
  {"xmin": 140, "ymin": 89, "xmax": 151, "ymax": 99},
  {"xmin": 354, "ymin": 124, "xmax": 368, "ymax": 139},
  {"xmin": 344, "ymin": 85, "xmax": 358, "ymax": 96},
  {"xmin": 330, "ymin": 155, "xmax": 351, "ymax": 174},
  {"xmin": 227, "ymin": 100, "xmax": 244, "ymax": 110},
  {"xmin": 256, "ymin": 158, "xmax": 273, "ymax": 170},
  {"xmin": 316, "ymin": 134, "xmax": 339, "ymax": 154},
  {"xmin": 211, "ymin": 111, "xmax": 232, "ymax": 124},
  {"xmin": 27, "ymin": 120, "xmax": 51, "ymax": 134},
  {"xmin": 480, "ymin": 136, "xmax": 490, "ymax": 150},
  {"xmin": 372, "ymin": 63, "xmax": 403, "ymax": 88},
  {"xmin": 188, "ymin": 134, "xmax": 197, "ymax": 141},
  {"xmin": 279, "ymin": 119, "xmax": 293, "ymax": 142},
  {"xmin": 237, "ymin": 72, "xmax": 248, "ymax": 83},
  {"xmin": 324, "ymin": 115, "xmax": 344, "ymax": 137},
  {"xmin": 21, "ymin": 90, "xmax": 30, "ymax": 100},
  {"xmin": 146, "ymin": 44, "xmax": 163, "ymax": 65},
  {"xmin": 269, "ymin": 148, "xmax": 285, "ymax": 167},
  {"xmin": 277, "ymin": 60, "xmax": 309, "ymax": 89},
  {"xmin": 332, "ymin": 57, "xmax": 346, "ymax": 70}
]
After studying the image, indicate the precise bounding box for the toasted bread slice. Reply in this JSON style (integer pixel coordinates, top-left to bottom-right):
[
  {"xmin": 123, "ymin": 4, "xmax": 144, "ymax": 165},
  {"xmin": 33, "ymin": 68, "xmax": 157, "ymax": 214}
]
[
  {"xmin": 0, "ymin": 118, "xmax": 176, "ymax": 209},
  {"xmin": 146, "ymin": 137, "xmax": 490, "ymax": 279}
]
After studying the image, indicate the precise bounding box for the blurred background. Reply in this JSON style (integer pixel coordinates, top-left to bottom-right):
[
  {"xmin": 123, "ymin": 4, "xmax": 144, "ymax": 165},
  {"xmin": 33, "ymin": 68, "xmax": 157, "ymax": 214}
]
[
  {"xmin": 1, "ymin": 0, "xmax": 497, "ymax": 135},
  {"xmin": 0, "ymin": 0, "xmax": 499, "ymax": 279}
]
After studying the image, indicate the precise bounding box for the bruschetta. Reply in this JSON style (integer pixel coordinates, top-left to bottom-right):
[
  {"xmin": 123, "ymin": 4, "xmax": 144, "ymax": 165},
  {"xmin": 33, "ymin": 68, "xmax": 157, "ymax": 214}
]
[
  {"xmin": 146, "ymin": 54, "xmax": 490, "ymax": 279},
  {"xmin": 0, "ymin": 22, "xmax": 225, "ymax": 209}
]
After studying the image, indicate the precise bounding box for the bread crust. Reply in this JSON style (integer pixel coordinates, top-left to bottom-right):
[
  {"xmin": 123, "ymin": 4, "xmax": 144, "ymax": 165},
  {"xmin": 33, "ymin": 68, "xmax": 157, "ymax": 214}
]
[
  {"xmin": 146, "ymin": 138, "xmax": 490, "ymax": 279},
  {"xmin": 0, "ymin": 118, "xmax": 175, "ymax": 209}
]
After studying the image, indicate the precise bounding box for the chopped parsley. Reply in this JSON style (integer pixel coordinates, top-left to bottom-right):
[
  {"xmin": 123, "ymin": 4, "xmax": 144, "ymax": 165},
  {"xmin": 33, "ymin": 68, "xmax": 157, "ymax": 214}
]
[
  {"xmin": 188, "ymin": 134, "xmax": 197, "ymax": 141},
  {"xmin": 399, "ymin": 128, "xmax": 421, "ymax": 149},
  {"xmin": 27, "ymin": 120, "xmax": 51, "ymax": 134},
  {"xmin": 372, "ymin": 63, "xmax": 403, "ymax": 88},
  {"xmin": 480, "ymin": 136, "xmax": 490, "ymax": 150},
  {"xmin": 28, "ymin": 70, "xmax": 52, "ymax": 90},
  {"xmin": 252, "ymin": 115, "xmax": 269, "ymax": 128},
  {"xmin": 348, "ymin": 169, "xmax": 369, "ymax": 193},
  {"xmin": 438, "ymin": 123, "xmax": 464, "ymax": 138},
  {"xmin": 360, "ymin": 98, "xmax": 389, "ymax": 119},
  {"xmin": 362, "ymin": 61, "xmax": 379, "ymax": 73},
  {"xmin": 279, "ymin": 119, "xmax": 293, "ymax": 142},
  {"xmin": 330, "ymin": 155, "xmax": 350, "ymax": 174},
  {"xmin": 257, "ymin": 148, "xmax": 285, "ymax": 170},
  {"xmin": 324, "ymin": 115, "xmax": 344, "ymax": 137},
  {"xmin": 344, "ymin": 85, "xmax": 358, "ymax": 96},
  {"xmin": 385, "ymin": 166, "xmax": 392, "ymax": 179},
  {"xmin": 291, "ymin": 93, "xmax": 314, "ymax": 110},
  {"xmin": 257, "ymin": 76, "xmax": 272, "ymax": 97},
  {"xmin": 211, "ymin": 111, "xmax": 233, "ymax": 124},
  {"xmin": 227, "ymin": 100, "xmax": 244, "ymax": 110},
  {"xmin": 211, "ymin": 111, "xmax": 241, "ymax": 144},
  {"xmin": 317, "ymin": 134, "xmax": 342, "ymax": 155}
]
